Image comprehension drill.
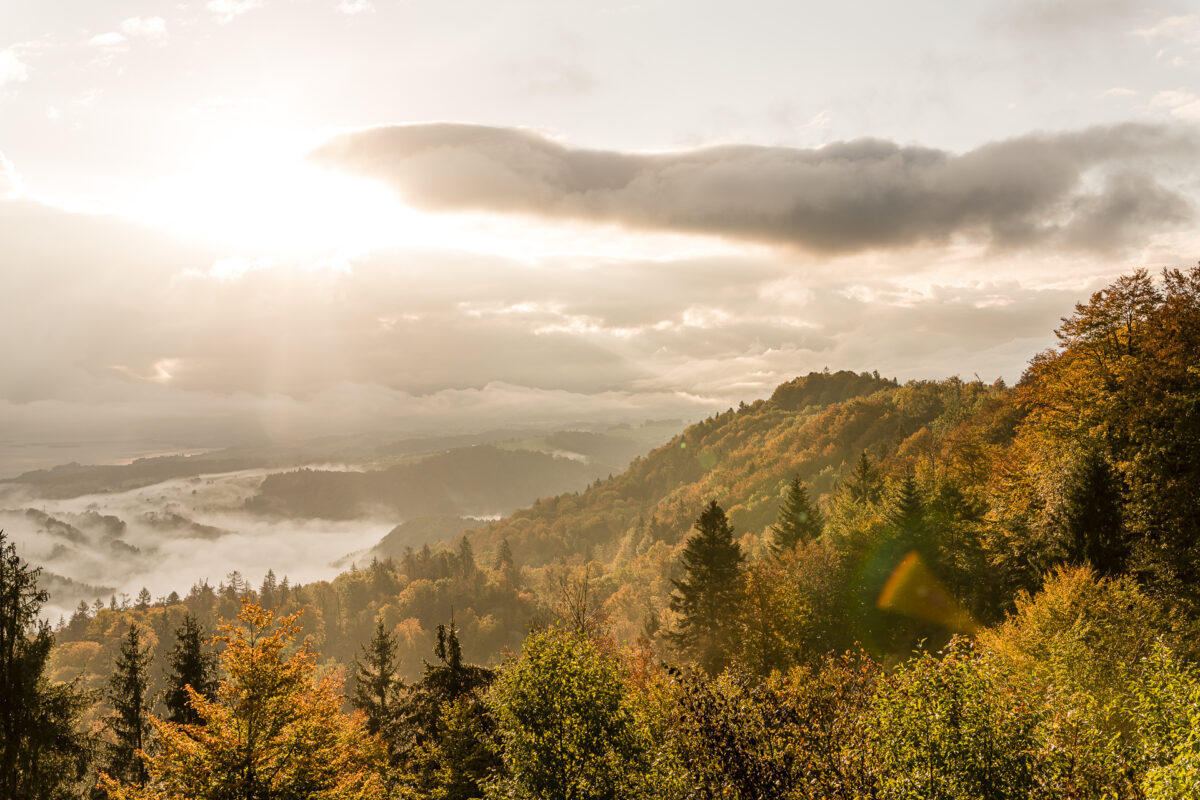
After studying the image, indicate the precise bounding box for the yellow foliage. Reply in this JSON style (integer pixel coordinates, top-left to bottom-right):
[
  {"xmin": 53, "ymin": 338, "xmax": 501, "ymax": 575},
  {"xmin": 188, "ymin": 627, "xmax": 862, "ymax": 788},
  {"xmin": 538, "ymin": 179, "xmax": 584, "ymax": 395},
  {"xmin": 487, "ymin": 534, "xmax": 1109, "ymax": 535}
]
[{"xmin": 100, "ymin": 601, "xmax": 384, "ymax": 800}]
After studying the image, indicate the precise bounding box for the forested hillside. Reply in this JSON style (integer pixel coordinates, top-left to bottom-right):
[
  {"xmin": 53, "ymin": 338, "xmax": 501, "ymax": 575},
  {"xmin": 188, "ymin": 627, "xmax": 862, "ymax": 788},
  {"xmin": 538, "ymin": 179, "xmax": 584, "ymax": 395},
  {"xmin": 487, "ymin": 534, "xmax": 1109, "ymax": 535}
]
[{"xmin": 6, "ymin": 266, "xmax": 1200, "ymax": 798}]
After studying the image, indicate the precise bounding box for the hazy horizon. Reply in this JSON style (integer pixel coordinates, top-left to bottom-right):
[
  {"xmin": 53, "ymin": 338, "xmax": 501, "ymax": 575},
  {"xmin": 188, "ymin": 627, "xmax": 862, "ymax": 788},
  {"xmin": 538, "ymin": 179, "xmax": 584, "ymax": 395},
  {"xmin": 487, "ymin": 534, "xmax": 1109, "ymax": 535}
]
[{"xmin": 5, "ymin": 1, "xmax": 1199, "ymax": 472}]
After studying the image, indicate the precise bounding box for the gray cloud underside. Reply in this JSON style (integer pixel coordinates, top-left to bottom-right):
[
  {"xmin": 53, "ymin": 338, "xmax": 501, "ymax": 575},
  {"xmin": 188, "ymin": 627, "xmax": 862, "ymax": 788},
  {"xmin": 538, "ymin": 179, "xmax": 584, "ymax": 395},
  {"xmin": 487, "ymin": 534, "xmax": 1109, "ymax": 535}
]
[{"xmin": 312, "ymin": 122, "xmax": 1198, "ymax": 254}]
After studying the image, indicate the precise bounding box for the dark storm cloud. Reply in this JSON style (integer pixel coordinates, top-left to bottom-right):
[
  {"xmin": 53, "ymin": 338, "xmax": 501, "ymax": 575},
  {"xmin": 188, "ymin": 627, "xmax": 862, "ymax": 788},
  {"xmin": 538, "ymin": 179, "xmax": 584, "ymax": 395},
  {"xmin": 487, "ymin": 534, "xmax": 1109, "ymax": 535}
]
[{"xmin": 312, "ymin": 122, "xmax": 1198, "ymax": 254}]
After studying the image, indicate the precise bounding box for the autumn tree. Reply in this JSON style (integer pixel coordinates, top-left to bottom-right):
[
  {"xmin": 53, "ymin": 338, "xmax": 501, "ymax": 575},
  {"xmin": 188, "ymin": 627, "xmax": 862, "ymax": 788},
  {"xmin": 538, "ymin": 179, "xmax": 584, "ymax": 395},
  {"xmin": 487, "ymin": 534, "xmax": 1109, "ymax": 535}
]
[
  {"xmin": 667, "ymin": 501, "xmax": 745, "ymax": 674},
  {"xmin": 1020, "ymin": 266, "xmax": 1200, "ymax": 610},
  {"xmin": 101, "ymin": 601, "xmax": 382, "ymax": 800}
]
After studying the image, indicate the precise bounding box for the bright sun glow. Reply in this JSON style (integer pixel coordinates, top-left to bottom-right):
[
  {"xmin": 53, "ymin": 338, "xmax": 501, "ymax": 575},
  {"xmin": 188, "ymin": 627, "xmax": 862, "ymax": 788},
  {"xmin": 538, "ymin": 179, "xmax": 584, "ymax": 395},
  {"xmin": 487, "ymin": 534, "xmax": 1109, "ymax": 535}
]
[
  {"xmin": 109, "ymin": 127, "xmax": 766, "ymax": 265},
  {"xmin": 127, "ymin": 131, "xmax": 426, "ymax": 253}
]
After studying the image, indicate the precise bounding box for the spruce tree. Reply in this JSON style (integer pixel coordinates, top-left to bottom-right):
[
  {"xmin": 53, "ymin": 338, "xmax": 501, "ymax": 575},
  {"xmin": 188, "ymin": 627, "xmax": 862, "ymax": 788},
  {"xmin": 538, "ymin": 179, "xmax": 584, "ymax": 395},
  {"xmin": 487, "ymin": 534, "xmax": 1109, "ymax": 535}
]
[
  {"xmin": 888, "ymin": 474, "xmax": 927, "ymax": 545},
  {"xmin": 105, "ymin": 623, "xmax": 153, "ymax": 785},
  {"xmin": 399, "ymin": 619, "xmax": 497, "ymax": 799},
  {"xmin": 352, "ymin": 619, "xmax": 402, "ymax": 788},
  {"xmin": 458, "ymin": 535, "xmax": 476, "ymax": 579},
  {"xmin": 668, "ymin": 501, "xmax": 745, "ymax": 673},
  {"xmin": 0, "ymin": 531, "xmax": 93, "ymax": 798},
  {"xmin": 771, "ymin": 476, "xmax": 824, "ymax": 554},
  {"xmin": 163, "ymin": 614, "xmax": 218, "ymax": 726},
  {"xmin": 352, "ymin": 619, "xmax": 401, "ymax": 737},
  {"xmin": 846, "ymin": 452, "xmax": 882, "ymax": 505},
  {"xmin": 493, "ymin": 538, "xmax": 518, "ymax": 586}
]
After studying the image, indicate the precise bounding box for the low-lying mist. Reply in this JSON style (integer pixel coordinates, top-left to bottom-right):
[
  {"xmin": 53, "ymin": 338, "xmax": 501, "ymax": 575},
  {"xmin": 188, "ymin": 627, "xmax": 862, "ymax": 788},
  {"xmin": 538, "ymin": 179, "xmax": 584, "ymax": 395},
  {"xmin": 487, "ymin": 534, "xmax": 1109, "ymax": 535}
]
[
  {"xmin": 0, "ymin": 469, "xmax": 394, "ymax": 621},
  {"xmin": 0, "ymin": 422, "xmax": 682, "ymax": 621}
]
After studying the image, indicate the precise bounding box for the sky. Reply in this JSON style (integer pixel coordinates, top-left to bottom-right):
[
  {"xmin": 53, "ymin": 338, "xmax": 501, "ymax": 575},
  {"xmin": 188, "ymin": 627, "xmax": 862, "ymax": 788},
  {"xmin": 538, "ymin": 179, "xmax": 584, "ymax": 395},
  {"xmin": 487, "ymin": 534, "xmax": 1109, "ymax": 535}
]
[{"xmin": 2, "ymin": 0, "xmax": 1200, "ymax": 475}]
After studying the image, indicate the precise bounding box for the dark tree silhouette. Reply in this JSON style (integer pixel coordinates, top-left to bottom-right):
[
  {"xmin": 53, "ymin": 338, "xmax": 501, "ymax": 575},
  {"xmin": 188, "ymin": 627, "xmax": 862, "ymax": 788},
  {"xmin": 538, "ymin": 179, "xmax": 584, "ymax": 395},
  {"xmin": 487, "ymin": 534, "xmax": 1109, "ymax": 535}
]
[
  {"xmin": 163, "ymin": 614, "xmax": 218, "ymax": 726},
  {"xmin": 104, "ymin": 623, "xmax": 153, "ymax": 784},
  {"xmin": 668, "ymin": 501, "xmax": 746, "ymax": 673}
]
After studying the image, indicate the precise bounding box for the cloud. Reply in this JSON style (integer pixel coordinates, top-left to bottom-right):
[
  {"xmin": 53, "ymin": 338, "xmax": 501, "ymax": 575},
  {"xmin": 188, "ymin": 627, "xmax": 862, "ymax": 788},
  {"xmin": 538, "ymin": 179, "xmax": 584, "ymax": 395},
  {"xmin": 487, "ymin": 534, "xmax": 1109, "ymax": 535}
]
[
  {"xmin": 999, "ymin": 0, "xmax": 1151, "ymax": 36},
  {"xmin": 0, "ymin": 47, "xmax": 30, "ymax": 87},
  {"xmin": 206, "ymin": 0, "xmax": 261, "ymax": 24},
  {"xmin": 312, "ymin": 122, "xmax": 1199, "ymax": 255},
  {"xmin": 1135, "ymin": 14, "xmax": 1200, "ymax": 46},
  {"xmin": 336, "ymin": 0, "xmax": 374, "ymax": 14},
  {"xmin": 3, "ymin": 197, "xmax": 1193, "ymax": 478},
  {"xmin": 119, "ymin": 17, "xmax": 168, "ymax": 40},
  {"xmin": 0, "ymin": 153, "xmax": 21, "ymax": 198},
  {"xmin": 88, "ymin": 32, "xmax": 126, "ymax": 48},
  {"xmin": 1151, "ymin": 89, "xmax": 1200, "ymax": 121}
]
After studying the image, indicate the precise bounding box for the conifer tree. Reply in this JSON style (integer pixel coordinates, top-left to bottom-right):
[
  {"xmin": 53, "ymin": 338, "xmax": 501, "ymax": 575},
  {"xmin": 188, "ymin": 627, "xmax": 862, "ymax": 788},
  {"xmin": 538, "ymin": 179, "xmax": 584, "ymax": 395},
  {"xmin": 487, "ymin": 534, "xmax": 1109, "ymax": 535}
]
[
  {"xmin": 668, "ymin": 501, "xmax": 746, "ymax": 673},
  {"xmin": 771, "ymin": 476, "xmax": 824, "ymax": 554},
  {"xmin": 163, "ymin": 614, "xmax": 218, "ymax": 726},
  {"xmin": 399, "ymin": 619, "xmax": 497, "ymax": 799},
  {"xmin": 494, "ymin": 538, "xmax": 519, "ymax": 586},
  {"xmin": 259, "ymin": 569, "xmax": 278, "ymax": 607},
  {"xmin": 352, "ymin": 619, "xmax": 401, "ymax": 738},
  {"xmin": 0, "ymin": 531, "xmax": 93, "ymax": 798},
  {"xmin": 846, "ymin": 452, "xmax": 882, "ymax": 505},
  {"xmin": 458, "ymin": 535, "xmax": 476, "ymax": 579},
  {"xmin": 887, "ymin": 474, "xmax": 925, "ymax": 536},
  {"xmin": 105, "ymin": 623, "xmax": 153, "ymax": 785}
]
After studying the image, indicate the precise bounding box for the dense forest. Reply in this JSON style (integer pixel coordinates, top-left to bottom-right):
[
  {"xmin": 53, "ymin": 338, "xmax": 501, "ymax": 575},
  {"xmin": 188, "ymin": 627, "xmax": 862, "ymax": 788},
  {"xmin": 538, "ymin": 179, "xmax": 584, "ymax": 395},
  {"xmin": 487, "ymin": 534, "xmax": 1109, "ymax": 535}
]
[{"xmin": 4, "ymin": 266, "xmax": 1200, "ymax": 798}]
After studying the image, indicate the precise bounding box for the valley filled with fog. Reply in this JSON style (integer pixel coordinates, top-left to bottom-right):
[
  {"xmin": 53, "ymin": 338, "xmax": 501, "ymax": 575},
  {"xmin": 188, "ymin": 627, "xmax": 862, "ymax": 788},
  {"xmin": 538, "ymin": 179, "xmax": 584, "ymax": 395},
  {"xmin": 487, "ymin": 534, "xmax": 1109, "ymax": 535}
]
[{"xmin": 0, "ymin": 422, "xmax": 679, "ymax": 620}]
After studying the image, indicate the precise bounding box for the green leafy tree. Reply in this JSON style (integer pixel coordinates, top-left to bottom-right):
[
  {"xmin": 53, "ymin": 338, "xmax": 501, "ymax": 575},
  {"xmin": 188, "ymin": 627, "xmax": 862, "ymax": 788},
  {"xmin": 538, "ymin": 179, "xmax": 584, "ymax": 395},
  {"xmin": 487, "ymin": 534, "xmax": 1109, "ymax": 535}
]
[
  {"xmin": 162, "ymin": 614, "xmax": 218, "ymax": 727},
  {"xmin": 870, "ymin": 641, "xmax": 1050, "ymax": 800},
  {"xmin": 770, "ymin": 475, "xmax": 823, "ymax": 554},
  {"xmin": 0, "ymin": 530, "xmax": 93, "ymax": 800},
  {"xmin": 104, "ymin": 623, "xmax": 153, "ymax": 785},
  {"xmin": 666, "ymin": 655, "xmax": 878, "ymax": 799},
  {"xmin": 1132, "ymin": 644, "xmax": 1200, "ymax": 798},
  {"xmin": 668, "ymin": 501, "xmax": 745, "ymax": 674},
  {"xmin": 488, "ymin": 626, "xmax": 648, "ymax": 800}
]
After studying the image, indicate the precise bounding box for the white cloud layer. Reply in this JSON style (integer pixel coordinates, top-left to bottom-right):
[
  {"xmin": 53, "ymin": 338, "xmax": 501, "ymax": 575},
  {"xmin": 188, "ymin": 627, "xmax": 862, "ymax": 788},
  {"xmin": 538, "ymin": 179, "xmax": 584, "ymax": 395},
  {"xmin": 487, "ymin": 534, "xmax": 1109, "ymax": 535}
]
[
  {"xmin": 0, "ymin": 47, "xmax": 29, "ymax": 87},
  {"xmin": 206, "ymin": 0, "xmax": 261, "ymax": 24},
  {"xmin": 120, "ymin": 17, "xmax": 168, "ymax": 40},
  {"xmin": 336, "ymin": 0, "xmax": 374, "ymax": 15}
]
